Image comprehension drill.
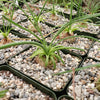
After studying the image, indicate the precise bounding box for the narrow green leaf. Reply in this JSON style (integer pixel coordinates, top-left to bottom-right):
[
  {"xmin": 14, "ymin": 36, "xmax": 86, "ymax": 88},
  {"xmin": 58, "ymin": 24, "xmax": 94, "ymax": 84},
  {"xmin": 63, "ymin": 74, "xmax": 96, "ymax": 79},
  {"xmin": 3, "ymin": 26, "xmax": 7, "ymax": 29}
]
[
  {"xmin": 0, "ymin": 41, "xmax": 43, "ymax": 49},
  {"xmin": 51, "ymin": 13, "xmax": 100, "ymax": 45},
  {"xmin": 3, "ymin": 15, "xmax": 42, "ymax": 43},
  {"xmin": 0, "ymin": 90, "xmax": 8, "ymax": 98},
  {"xmin": 50, "ymin": 56, "xmax": 56, "ymax": 69},
  {"xmin": 54, "ymin": 35, "xmax": 100, "ymax": 46},
  {"xmin": 54, "ymin": 63, "xmax": 100, "ymax": 75},
  {"xmin": 30, "ymin": 49, "xmax": 44, "ymax": 58},
  {"xmin": 45, "ymin": 55, "xmax": 49, "ymax": 67},
  {"xmin": 52, "ymin": 53, "xmax": 64, "ymax": 64},
  {"xmin": 50, "ymin": 46, "xmax": 85, "ymax": 53}
]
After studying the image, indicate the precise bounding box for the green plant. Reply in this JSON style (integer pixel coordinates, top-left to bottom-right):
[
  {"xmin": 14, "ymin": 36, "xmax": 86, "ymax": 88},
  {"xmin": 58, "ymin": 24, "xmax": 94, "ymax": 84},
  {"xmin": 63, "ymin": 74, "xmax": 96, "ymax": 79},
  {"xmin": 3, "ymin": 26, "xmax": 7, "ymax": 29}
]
[
  {"xmin": 1, "ymin": 0, "xmax": 100, "ymax": 69},
  {"xmin": 57, "ymin": 0, "xmax": 86, "ymax": 39},
  {"xmin": 0, "ymin": 26, "xmax": 11, "ymax": 40},
  {"xmin": 45, "ymin": 2, "xmax": 59, "ymax": 21},
  {"xmin": 28, "ymin": 15, "xmax": 45, "ymax": 32},
  {"xmin": 0, "ymin": 5, "xmax": 10, "ymax": 15},
  {"xmin": 44, "ymin": 0, "xmax": 58, "ymax": 21},
  {"xmin": 0, "ymin": 82, "xmax": 8, "ymax": 98},
  {"xmin": 50, "ymin": 0, "xmax": 60, "ymax": 16},
  {"xmin": 64, "ymin": 2, "xmax": 71, "ymax": 10},
  {"xmin": 0, "ymin": 39, "xmax": 85, "ymax": 69},
  {"xmin": 95, "ymin": 78, "xmax": 100, "ymax": 91},
  {"xmin": 0, "ymin": 0, "xmax": 15, "ymax": 16},
  {"xmin": 73, "ymin": 0, "xmax": 83, "ymax": 16},
  {"xmin": 0, "ymin": 19, "xmax": 13, "ymax": 44},
  {"xmin": 18, "ymin": 0, "xmax": 47, "ymax": 32},
  {"xmin": 0, "ymin": 82, "xmax": 2, "ymax": 86},
  {"xmin": 48, "ymin": 0, "xmax": 70, "ymax": 11},
  {"xmin": 0, "ymin": 90, "xmax": 8, "ymax": 98},
  {"xmin": 54, "ymin": 63, "xmax": 100, "ymax": 75},
  {"xmin": 57, "ymin": 21, "xmax": 88, "ymax": 39},
  {"xmin": 0, "ymin": 1, "xmax": 14, "ymax": 43},
  {"xmin": 83, "ymin": 0, "xmax": 100, "ymax": 14},
  {"xmin": 48, "ymin": 0, "xmax": 68, "ymax": 4},
  {"xmin": 0, "ymin": 0, "xmax": 10, "ymax": 15}
]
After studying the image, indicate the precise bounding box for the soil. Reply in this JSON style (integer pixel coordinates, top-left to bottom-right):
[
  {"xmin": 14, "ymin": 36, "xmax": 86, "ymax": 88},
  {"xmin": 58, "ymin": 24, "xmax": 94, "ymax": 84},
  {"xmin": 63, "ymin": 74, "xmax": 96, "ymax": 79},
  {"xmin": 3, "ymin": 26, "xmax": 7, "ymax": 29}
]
[{"xmin": 0, "ymin": 38, "xmax": 12, "ymax": 45}]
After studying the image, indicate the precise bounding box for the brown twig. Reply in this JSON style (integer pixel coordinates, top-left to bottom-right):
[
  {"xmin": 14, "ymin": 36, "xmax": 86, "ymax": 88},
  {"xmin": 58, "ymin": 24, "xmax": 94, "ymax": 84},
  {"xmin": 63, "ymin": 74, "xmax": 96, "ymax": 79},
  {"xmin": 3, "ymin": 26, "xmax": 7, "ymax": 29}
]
[{"xmin": 72, "ymin": 68, "xmax": 76, "ymax": 100}]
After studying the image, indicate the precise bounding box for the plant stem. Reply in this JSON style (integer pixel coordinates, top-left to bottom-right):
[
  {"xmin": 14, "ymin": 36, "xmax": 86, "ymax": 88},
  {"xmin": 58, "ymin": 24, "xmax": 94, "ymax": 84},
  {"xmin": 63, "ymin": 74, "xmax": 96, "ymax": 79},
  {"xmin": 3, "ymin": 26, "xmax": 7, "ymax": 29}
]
[
  {"xmin": 52, "ymin": 0, "xmax": 55, "ymax": 15},
  {"xmin": 72, "ymin": 68, "xmax": 76, "ymax": 100},
  {"xmin": 38, "ymin": 0, "xmax": 48, "ymax": 19}
]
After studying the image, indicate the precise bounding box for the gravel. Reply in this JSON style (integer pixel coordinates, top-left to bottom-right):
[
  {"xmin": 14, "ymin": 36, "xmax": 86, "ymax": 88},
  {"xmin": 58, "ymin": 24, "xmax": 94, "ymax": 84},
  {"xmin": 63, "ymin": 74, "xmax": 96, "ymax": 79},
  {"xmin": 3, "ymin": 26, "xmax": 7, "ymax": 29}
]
[
  {"xmin": 68, "ymin": 59, "xmax": 100, "ymax": 100},
  {"xmin": 18, "ymin": 21, "xmax": 54, "ymax": 38},
  {"xmin": 0, "ymin": 1, "xmax": 100, "ymax": 99},
  {"xmin": 9, "ymin": 47, "xmax": 81, "ymax": 91},
  {"xmin": 88, "ymin": 40, "xmax": 100, "ymax": 60},
  {"xmin": 34, "ymin": 1, "xmax": 77, "ymax": 15},
  {"xmin": 46, "ymin": 35, "xmax": 93, "ymax": 55},
  {"xmin": 0, "ymin": 33, "xmax": 31, "ymax": 64},
  {"xmin": 0, "ymin": 70, "xmax": 54, "ymax": 100},
  {"xmin": 41, "ymin": 12, "xmax": 69, "ymax": 26}
]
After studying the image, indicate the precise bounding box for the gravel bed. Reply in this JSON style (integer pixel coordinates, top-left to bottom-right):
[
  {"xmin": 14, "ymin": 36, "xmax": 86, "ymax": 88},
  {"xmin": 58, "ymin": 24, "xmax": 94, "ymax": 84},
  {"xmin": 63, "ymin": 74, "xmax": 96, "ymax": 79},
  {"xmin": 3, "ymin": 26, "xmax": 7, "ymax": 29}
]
[
  {"xmin": 88, "ymin": 40, "xmax": 100, "ymax": 60},
  {"xmin": 46, "ymin": 36, "xmax": 93, "ymax": 55},
  {"xmin": 12, "ymin": 9, "xmax": 27, "ymax": 23},
  {"xmin": 0, "ymin": 33, "xmax": 31, "ymax": 64},
  {"xmin": 68, "ymin": 59, "xmax": 100, "ymax": 100},
  {"xmin": 17, "ymin": 21, "xmax": 54, "ymax": 38},
  {"xmin": 78, "ymin": 23, "xmax": 100, "ymax": 34},
  {"xmin": 8, "ymin": 47, "xmax": 81, "ymax": 91},
  {"xmin": 0, "ymin": 70, "xmax": 53, "ymax": 100},
  {"xmin": 41, "ymin": 12, "xmax": 69, "ymax": 26},
  {"xmin": 58, "ymin": 37, "xmax": 93, "ymax": 55},
  {"xmin": 0, "ymin": 9, "xmax": 26, "ymax": 25},
  {"xmin": 34, "ymin": 1, "xmax": 77, "ymax": 15},
  {"xmin": 4, "ymin": 5, "xmax": 55, "ymax": 39},
  {"xmin": 0, "ymin": 1, "xmax": 100, "ymax": 100}
]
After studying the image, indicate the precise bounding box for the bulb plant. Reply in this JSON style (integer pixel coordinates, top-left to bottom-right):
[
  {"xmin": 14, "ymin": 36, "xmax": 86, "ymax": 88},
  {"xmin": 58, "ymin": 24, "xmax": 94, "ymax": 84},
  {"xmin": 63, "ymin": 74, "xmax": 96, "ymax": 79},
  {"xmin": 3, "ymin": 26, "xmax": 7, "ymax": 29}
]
[
  {"xmin": 82, "ymin": 0, "xmax": 100, "ymax": 14},
  {"xmin": 19, "ymin": 0, "xmax": 47, "ymax": 32},
  {"xmin": 0, "ymin": 5, "xmax": 10, "ymax": 15},
  {"xmin": 0, "ymin": 28, "xmax": 12, "ymax": 44},
  {"xmin": 0, "ymin": 0, "xmax": 100, "ymax": 69},
  {"xmin": 56, "ymin": 0, "xmax": 75, "ymax": 42},
  {"xmin": 56, "ymin": 21, "xmax": 88, "ymax": 42},
  {"xmin": 28, "ymin": 15, "xmax": 45, "ymax": 32},
  {"xmin": 0, "ymin": 19, "xmax": 13, "ymax": 45},
  {"xmin": 56, "ymin": 0, "xmax": 96, "ymax": 42},
  {"xmin": 0, "ymin": 0, "xmax": 15, "ymax": 19},
  {"xmin": 49, "ymin": 0, "xmax": 59, "ymax": 21},
  {"xmin": 0, "ymin": 0, "xmax": 10, "ymax": 15},
  {"xmin": 0, "ymin": 2, "xmax": 14, "ymax": 45}
]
